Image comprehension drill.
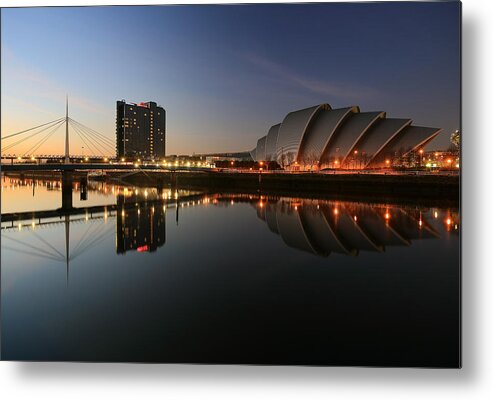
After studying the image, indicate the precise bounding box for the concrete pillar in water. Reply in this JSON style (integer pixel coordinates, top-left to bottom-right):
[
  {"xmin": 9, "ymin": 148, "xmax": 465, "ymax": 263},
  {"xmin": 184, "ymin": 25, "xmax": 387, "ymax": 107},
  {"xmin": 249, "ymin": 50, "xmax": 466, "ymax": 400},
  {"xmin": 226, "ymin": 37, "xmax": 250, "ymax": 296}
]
[
  {"xmin": 61, "ymin": 171, "xmax": 74, "ymax": 210},
  {"xmin": 80, "ymin": 174, "xmax": 88, "ymax": 201},
  {"xmin": 170, "ymin": 171, "xmax": 177, "ymax": 190}
]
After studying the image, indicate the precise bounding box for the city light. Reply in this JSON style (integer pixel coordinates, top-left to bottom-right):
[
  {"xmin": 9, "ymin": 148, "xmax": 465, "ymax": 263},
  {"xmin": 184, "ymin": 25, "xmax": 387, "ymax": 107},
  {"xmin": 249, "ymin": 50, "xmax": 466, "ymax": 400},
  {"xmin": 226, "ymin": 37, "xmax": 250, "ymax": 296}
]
[{"xmin": 121, "ymin": 157, "xmax": 125, "ymax": 162}]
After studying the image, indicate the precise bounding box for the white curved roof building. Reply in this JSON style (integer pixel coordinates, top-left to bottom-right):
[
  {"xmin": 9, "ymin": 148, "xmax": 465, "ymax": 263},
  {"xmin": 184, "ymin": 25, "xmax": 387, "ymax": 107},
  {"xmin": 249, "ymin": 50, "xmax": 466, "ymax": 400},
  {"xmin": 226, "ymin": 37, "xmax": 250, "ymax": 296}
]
[{"xmin": 251, "ymin": 103, "xmax": 441, "ymax": 169}]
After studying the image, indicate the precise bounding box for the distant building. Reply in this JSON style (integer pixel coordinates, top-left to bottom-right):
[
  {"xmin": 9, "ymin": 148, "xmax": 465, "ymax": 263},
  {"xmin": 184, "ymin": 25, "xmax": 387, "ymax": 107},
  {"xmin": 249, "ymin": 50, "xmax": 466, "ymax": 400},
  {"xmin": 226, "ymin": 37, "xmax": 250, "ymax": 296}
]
[
  {"xmin": 251, "ymin": 103, "xmax": 441, "ymax": 170},
  {"xmin": 116, "ymin": 100, "xmax": 166, "ymax": 159}
]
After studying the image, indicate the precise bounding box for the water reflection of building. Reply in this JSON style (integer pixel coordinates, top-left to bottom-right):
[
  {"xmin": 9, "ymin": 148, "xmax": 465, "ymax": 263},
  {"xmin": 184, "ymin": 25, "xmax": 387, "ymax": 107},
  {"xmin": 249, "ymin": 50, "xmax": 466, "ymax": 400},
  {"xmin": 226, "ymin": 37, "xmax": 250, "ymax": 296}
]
[
  {"xmin": 116, "ymin": 196, "xmax": 166, "ymax": 254},
  {"xmin": 255, "ymin": 197, "xmax": 442, "ymax": 257}
]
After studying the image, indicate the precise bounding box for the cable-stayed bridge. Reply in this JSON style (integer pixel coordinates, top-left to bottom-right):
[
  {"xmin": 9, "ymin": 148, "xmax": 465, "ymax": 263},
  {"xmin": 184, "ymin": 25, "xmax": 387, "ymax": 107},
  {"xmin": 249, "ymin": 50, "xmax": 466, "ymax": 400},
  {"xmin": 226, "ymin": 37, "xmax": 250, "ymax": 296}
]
[
  {"xmin": 0, "ymin": 98, "xmax": 214, "ymax": 173},
  {"xmin": 1, "ymin": 97, "xmax": 115, "ymax": 164}
]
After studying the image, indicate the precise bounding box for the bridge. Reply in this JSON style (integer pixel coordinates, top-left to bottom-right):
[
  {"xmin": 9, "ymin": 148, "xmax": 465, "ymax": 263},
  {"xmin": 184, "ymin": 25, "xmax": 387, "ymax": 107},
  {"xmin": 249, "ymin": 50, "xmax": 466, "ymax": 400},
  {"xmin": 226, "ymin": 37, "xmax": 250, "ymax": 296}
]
[
  {"xmin": 0, "ymin": 162, "xmax": 214, "ymax": 173},
  {"xmin": 0, "ymin": 96, "xmax": 197, "ymax": 172},
  {"xmin": 1, "ymin": 97, "xmax": 116, "ymax": 163}
]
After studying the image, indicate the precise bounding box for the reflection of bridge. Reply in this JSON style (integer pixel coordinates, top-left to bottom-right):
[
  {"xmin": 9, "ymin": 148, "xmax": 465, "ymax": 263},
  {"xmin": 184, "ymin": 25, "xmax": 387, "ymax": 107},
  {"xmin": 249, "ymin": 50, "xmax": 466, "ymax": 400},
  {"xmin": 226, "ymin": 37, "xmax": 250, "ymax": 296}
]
[
  {"xmin": 1, "ymin": 180, "xmax": 460, "ymax": 286},
  {"xmin": 1, "ymin": 186, "xmax": 205, "ymax": 283}
]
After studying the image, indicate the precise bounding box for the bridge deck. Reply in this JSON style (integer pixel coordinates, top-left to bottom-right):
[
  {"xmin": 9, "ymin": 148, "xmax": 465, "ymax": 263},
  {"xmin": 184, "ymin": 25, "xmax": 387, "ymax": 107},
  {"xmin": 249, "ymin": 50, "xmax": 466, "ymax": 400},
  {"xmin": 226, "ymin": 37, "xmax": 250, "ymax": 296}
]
[{"xmin": 0, "ymin": 163, "xmax": 213, "ymax": 172}]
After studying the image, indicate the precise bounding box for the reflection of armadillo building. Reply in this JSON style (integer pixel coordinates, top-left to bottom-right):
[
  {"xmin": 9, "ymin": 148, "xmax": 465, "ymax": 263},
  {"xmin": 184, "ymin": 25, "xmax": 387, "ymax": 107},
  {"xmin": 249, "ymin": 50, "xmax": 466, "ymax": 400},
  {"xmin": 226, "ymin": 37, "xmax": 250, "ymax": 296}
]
[
  {"xmin": 257, "ymin": 199, "xmax": 439, "ymax": 257},
  {"xmin": 250, "ymin": 104, "xmax": 441, "ymax": 170},
  {"xmin": 116, "ymin": 199, "xmax": 166, "ymax": 254}
]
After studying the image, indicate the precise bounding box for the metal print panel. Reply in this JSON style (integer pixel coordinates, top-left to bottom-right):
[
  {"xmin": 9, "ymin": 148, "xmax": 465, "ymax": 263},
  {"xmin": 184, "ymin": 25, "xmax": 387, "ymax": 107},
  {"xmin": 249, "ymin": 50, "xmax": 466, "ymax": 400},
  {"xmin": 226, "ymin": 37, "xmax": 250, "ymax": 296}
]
[{"xmin": 0, "ymin": 1, "xmax": 461, "ymax": 367}]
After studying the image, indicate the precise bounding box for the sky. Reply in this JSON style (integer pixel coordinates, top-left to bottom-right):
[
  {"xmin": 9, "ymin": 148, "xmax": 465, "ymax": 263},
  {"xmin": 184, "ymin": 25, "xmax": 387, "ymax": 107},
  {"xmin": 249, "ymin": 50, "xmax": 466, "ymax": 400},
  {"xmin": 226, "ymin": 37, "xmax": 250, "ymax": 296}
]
[{"xmin": 1, "ymin": 2, "xmax": 460, "ymax": 155}]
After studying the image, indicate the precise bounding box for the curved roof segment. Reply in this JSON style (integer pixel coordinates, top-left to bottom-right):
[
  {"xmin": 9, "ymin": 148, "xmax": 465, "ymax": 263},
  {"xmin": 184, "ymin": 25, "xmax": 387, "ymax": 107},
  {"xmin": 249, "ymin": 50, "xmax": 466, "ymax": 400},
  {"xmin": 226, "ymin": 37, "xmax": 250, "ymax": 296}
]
[
  {"xmin": 367, "ymin": 125, "xmax": 442, "ymax": 168},
  {"xmin": 274, "ymin": 104, "xmax": 329, "ymax": 166},
  {"xmin": 253, "ymin": 103, "xmax": 440, "ymax": 169},
  {"xmin": 265, "ymin": 124, "xmax": 281, "ymax": 161},
  {"xmin": 319, "ymin": 111, "xmax": 384, "ymax": 167},
  {"xmin": 297, "ymin": 107, "xmax": 357, "ymax": 165},
  {"xmin": 254, "ymin": 136, "xmax": 267, "ymax": 162}
]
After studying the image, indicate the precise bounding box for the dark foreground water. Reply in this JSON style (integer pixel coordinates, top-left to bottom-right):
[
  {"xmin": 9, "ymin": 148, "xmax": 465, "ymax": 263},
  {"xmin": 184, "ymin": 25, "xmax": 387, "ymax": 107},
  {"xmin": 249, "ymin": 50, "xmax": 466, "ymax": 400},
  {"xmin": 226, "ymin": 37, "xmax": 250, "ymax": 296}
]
[{"xmin": 1, "ymin": 176, "xmax": 460, "ymax": 367}]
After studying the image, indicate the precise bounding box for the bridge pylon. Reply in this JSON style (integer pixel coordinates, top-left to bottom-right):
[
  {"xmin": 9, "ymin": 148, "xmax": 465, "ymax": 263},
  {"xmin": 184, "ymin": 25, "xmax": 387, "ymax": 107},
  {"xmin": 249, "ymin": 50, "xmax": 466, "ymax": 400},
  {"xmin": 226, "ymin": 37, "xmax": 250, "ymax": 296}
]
[{"xmin": 65, "ymin": 95, "xmax": 70, "ymax": 164}]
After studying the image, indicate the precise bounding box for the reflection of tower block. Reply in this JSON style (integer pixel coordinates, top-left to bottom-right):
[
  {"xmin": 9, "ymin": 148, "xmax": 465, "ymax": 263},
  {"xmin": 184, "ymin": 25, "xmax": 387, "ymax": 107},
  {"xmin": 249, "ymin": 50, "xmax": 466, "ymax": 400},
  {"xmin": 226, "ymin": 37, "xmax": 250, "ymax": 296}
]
[{"xmin": 116, "ymin": 200, "xmax": 166, "ymax": 254}]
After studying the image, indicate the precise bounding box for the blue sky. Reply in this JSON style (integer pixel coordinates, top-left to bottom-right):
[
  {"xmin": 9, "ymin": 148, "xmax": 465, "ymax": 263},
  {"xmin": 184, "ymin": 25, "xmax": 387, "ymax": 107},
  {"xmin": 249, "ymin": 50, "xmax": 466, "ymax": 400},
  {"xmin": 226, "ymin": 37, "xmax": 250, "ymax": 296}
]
[{"xmin": 1, "ymin": 2, "xmax": 460, "ymax": 155}]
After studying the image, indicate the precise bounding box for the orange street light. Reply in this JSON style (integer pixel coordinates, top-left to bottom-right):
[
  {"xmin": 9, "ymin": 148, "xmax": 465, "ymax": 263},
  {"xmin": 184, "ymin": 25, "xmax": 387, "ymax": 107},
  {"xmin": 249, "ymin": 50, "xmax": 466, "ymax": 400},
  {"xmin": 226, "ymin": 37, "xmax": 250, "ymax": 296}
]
[{"xmin": 419, "ymin": 149, "xmax": 424, "ymax": 154}]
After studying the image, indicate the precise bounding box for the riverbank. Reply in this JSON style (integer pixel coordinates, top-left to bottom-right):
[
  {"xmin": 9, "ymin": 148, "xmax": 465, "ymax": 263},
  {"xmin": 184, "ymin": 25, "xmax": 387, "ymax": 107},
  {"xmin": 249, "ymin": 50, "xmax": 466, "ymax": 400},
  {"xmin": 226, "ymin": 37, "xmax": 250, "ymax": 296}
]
[{"xmin": 106, "ymin": 170, "xmax": 460, "ymax": 205}]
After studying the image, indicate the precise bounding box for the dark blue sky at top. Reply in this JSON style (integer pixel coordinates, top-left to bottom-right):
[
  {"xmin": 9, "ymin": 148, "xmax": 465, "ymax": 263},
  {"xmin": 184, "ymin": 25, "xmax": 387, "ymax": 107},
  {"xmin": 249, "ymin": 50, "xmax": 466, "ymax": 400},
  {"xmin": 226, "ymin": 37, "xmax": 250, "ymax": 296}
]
[{"xmin": 2, "ymin": 2, "xmax": 460, "ymax": 153}]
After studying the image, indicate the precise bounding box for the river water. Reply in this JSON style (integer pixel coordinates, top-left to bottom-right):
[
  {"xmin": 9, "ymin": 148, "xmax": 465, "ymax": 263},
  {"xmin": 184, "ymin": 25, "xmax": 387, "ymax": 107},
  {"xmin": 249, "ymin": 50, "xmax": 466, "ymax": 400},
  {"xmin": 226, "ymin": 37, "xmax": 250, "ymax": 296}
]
[{"xmin": 1, "ymin": 175, "xmax": 460, "ymax": 366}]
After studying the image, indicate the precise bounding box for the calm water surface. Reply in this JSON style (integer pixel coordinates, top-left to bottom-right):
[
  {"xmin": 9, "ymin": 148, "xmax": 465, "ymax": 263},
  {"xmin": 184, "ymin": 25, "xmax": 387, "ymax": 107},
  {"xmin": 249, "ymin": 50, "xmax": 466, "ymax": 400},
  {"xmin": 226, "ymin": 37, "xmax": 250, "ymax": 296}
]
[{"xmin": 1, "ymin": 175, "xmax": 460, "ymax": 366}]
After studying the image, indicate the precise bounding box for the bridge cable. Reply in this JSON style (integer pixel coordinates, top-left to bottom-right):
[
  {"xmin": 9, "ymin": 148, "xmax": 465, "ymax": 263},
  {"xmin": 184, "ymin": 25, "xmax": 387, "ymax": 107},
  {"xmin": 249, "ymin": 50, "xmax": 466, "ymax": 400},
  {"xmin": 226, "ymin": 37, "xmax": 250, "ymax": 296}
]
[
  {"xmin": 69, "ymin": 118, "xmax": 115, "ymax": 149},
  {"xmin": 69, "ymin": 119, "xmax": 112, "ymax": 156},
  {"xmin": 69, "ymin": 120, "xmax": 103, "ymax": 156},
  {"xmin": 1, "ymin": 117, "xmax": 65, "ymax": 140},
  {"xmin": 22, "ymin": 119, "xmax": 65, "ymax": 156},
  {"xmin": 69, "ymin": 119, "xmax": 114, "ymax": 149},
  {"xmin": 2, "ymin": 119, "xmax": 65, "ymax": 153},
  {"xmin": 71, "ymin": 119, "xmax": 114, "ymax": 155}
]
